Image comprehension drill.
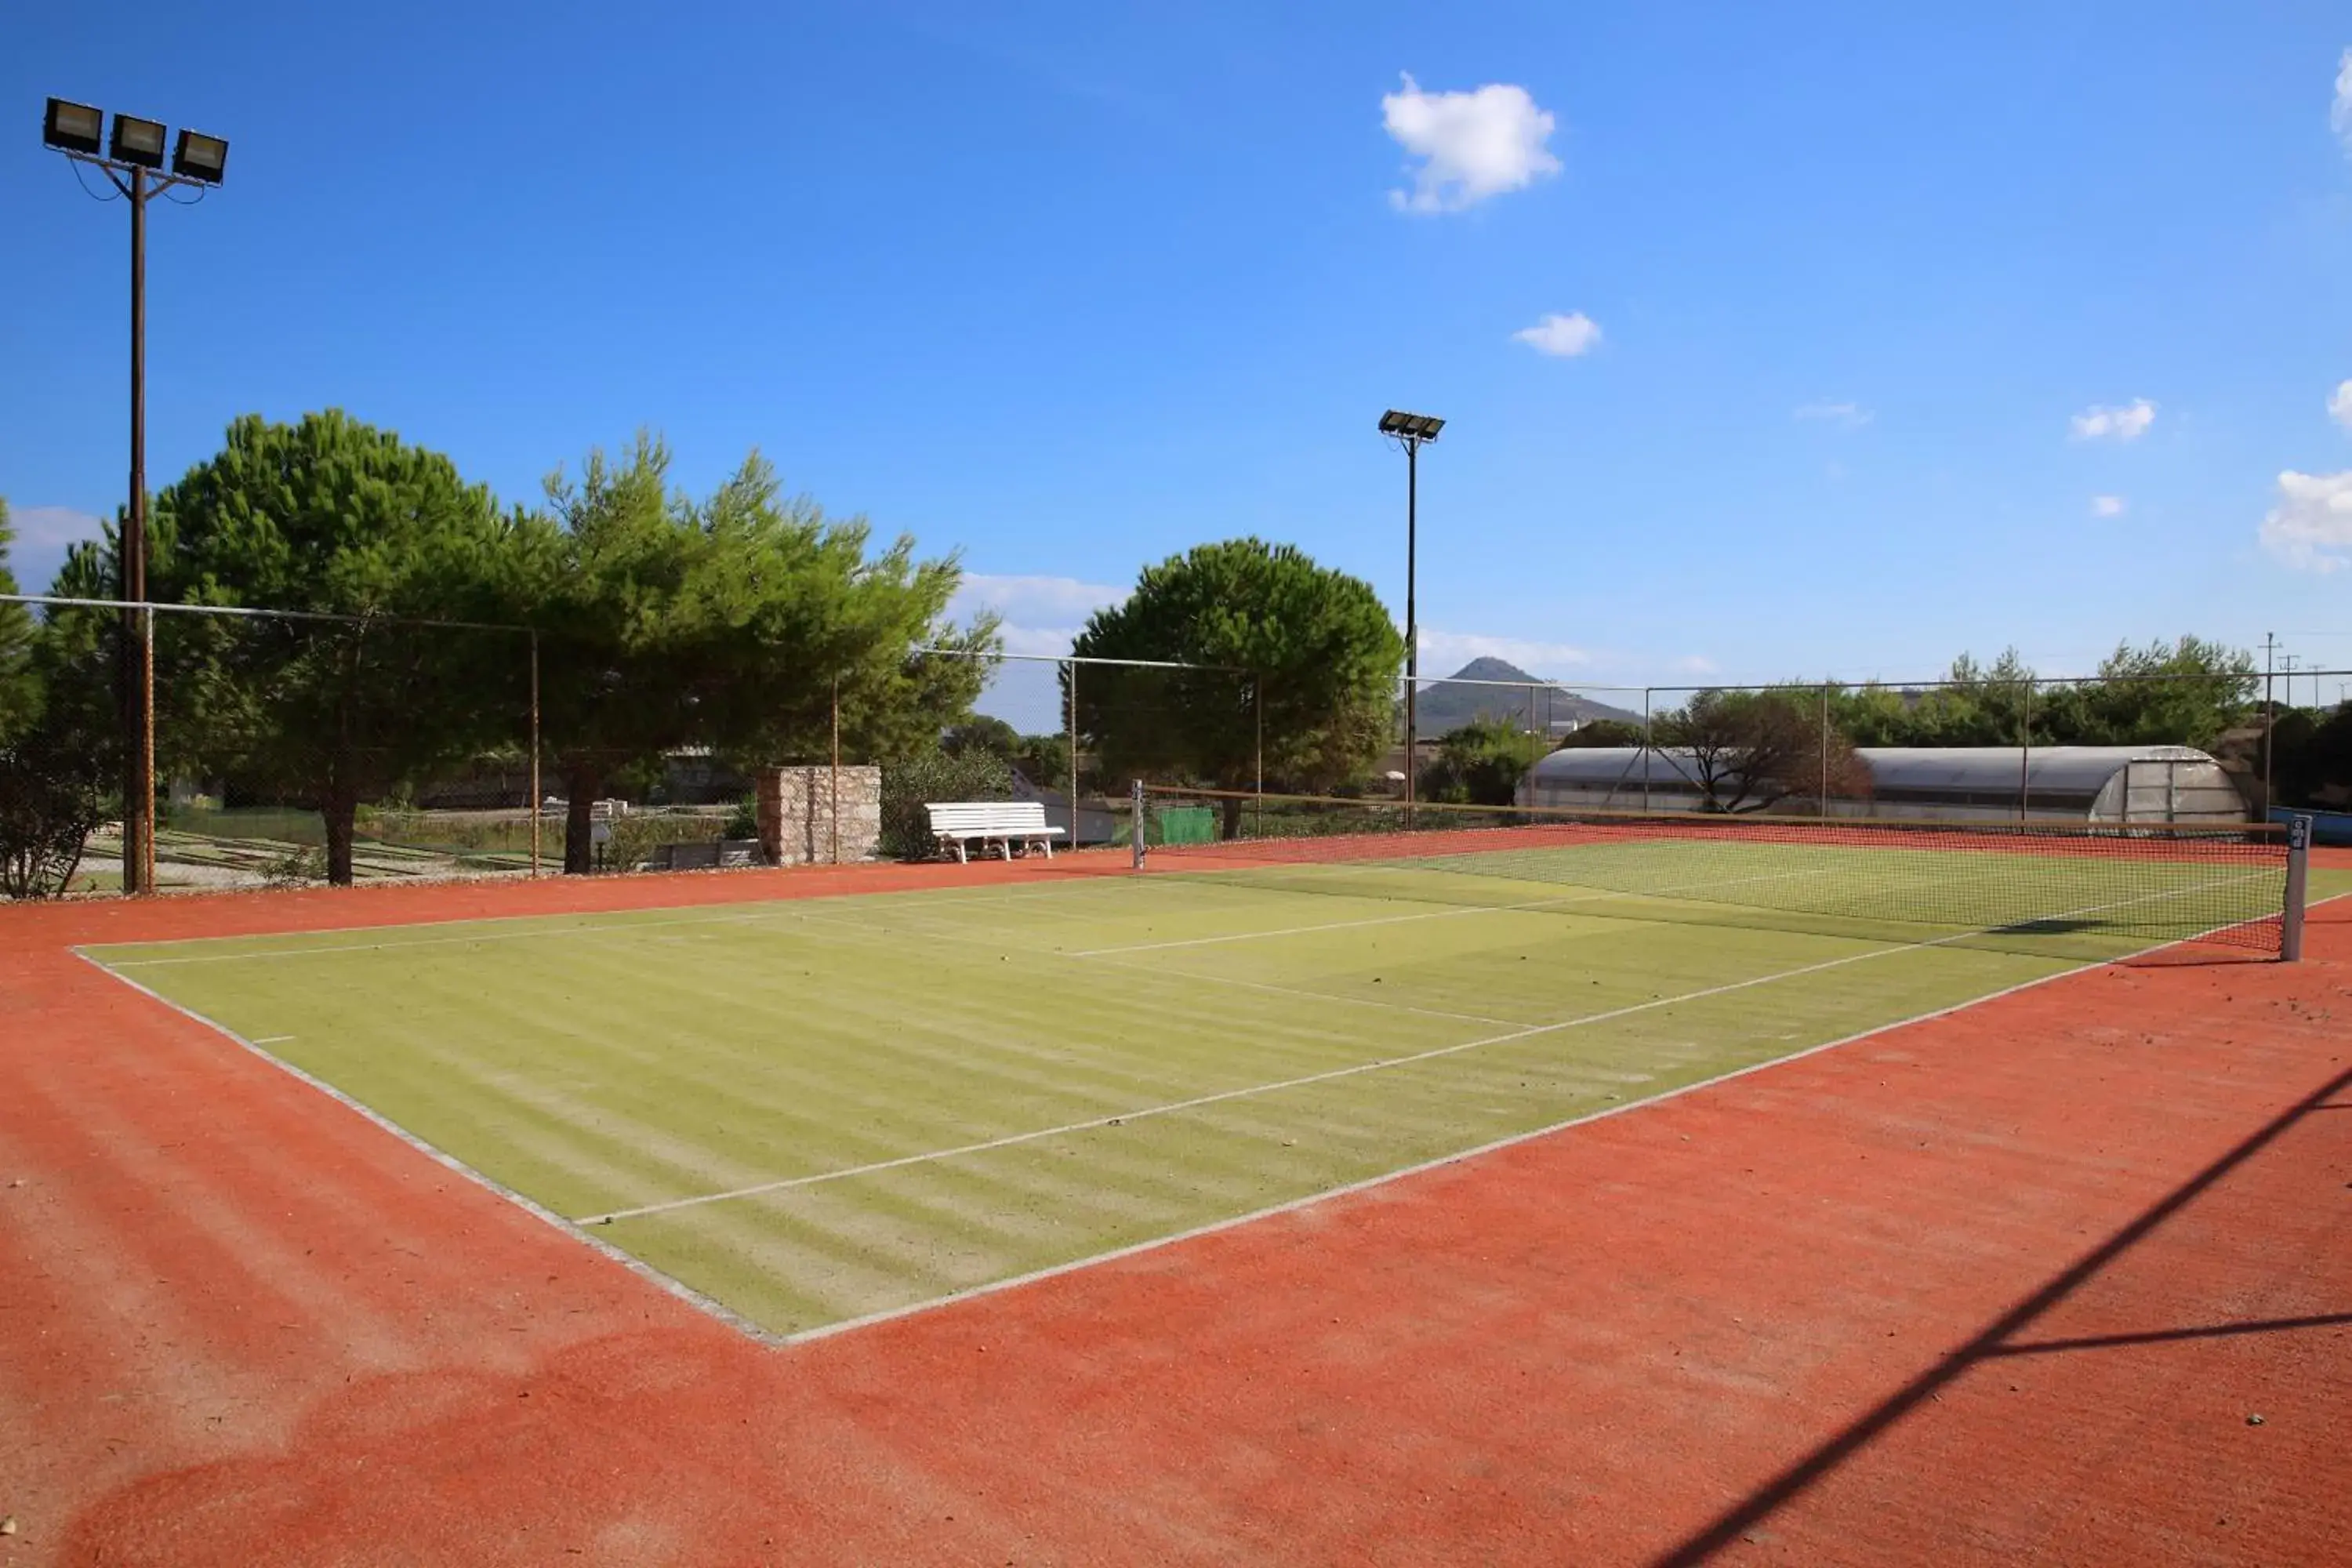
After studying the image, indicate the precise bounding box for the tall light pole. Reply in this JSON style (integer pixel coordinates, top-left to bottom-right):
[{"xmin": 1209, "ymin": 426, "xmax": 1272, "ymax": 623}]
[
  {"xmin": 1378, "ymin": 409, "xmax": 1443, "ymax": 808},
  {"xmin": 42, "ymin": 97, "xmax": 230, "ymax": 895}
]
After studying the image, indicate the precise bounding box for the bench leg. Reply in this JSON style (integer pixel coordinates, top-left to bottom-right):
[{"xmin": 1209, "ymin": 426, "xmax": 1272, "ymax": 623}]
[
  {"xmin": 999, "ymin": 838, "xmax": 1013, "ymax": 862},
  {"xmin": 954, "ymin": 839, "xmax": 967, "ymax": 864},
  {"xmin": 1040, "ymin": 836, "xmax": 1053, "ymax": 859}
]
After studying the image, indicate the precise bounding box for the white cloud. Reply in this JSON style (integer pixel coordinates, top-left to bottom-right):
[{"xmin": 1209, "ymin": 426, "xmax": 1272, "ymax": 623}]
[
  {"xmin": 942, "ymin": 575, "xmax": 1132, "ymax": 732},
  {"xmin": 7, "ymin": 505, "xmax": 106, "ymax": 547},
  {"xmin": 2335, "ymin": 48, "xmax": 2352, "ymax": 158},
  {"xmin": 2, "ymin": 506, "xmax": 107, "ymax": 597},
  {"xmin": 2089, "ymin": 495, "xmax": 2127, "ymax": 518},
  {"xmin": 950, "ymin": 572, "xmax": 1127, "ymax": 624},
  {"xmin": 2069, "ymin": 398, "xmax": 2156, "ymax": 442},
  {"xmin": 943, "ymin": 574, "xmax": 1131, "ymax": 706},
  {"xmin": 1793, "ymin": 401, "xmax": 1872, "ymax": 428},
  {"xmin": 1511, "ymin": 311, "xmax": 1602, "ymax": 358},
  {"xmin": 2259, "ymin": 470, "xmax": 2352, "ymax": 572},
  {"xmin": 2329, "ymin": 379, "xmax": 2352, "ymax": 432},
  {"xmin": 1382, "ymin": 74, "xmax": 1561, "ymax": 214},
  {"xmin": 1416, "ymin": 629, "xmax": 1594, "ymax": 676}
]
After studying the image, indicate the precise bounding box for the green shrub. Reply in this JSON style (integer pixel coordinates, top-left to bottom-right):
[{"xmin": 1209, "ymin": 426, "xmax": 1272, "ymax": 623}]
[
  {"xmin": 1417, "ymin": 716, "xmax": 1543, "ymax": 807},
  {"xmin": 880, "ymin": 749, "xmax": 1014, "ymax": 859},
  {"xmin": 722, "ymin": 793, "xmax": 760, "ymax": 840}
]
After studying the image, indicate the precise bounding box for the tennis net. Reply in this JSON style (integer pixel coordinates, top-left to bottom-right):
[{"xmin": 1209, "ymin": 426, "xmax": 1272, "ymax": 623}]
[{"xmin": 1134, "ymin": 786, "xmax": 2303, "ymax": 960}]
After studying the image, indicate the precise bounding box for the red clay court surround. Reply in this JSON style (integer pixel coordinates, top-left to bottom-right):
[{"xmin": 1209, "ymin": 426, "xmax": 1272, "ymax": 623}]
[{"xmin": 4, "ymin": 857, "xmax": 2348, "ymax": 1566}]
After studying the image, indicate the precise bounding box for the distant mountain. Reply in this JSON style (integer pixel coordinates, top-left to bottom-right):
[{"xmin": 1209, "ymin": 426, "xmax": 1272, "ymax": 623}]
[{"xmin": 1412, "ymin": 657, "xmax": 1645, "ymax": 735}]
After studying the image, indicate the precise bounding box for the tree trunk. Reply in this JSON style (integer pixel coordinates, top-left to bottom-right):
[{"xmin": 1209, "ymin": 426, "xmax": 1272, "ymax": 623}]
[
  {"xmin": 564, "ymin": 763, "xmax": 601, "ymax": 876},
  {"xmin": 322, "ymin": 779, "xmax": 358, "ymax": 886},
  {"xmin": 1221, "ymin": 793, "xmax": 1244, "ymax": 840}
]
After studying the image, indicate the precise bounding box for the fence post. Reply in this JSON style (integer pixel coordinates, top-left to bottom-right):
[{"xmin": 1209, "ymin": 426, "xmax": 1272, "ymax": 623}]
[
  {"xmin": 1820, "ymin": 681, "xmax": 1831, "ymax": 817},
  {"xmin": 2020, "ymin": 679, "xmax": 2034, "ymax": 821},
  {"xmin": 1642, "ymin": 688, "xmax": 1653, "ymax": 813},
  {"xmin": 829, "ymin": 673, "xmax": 841, "ymax": 865},
  {"xmin": 1131, "ymin": 779, "xmax": 1145, "ymax": 870},
  {"xmin": 2262, "ymin": 633, "xmax": 2276, "ymax": 811},
  {"xmin": 528, "ymin": 630, "xmax": 541, "ymax": 879},
  {"xmin": 2282, "ymin": 814, "xmax": 2310, "ymax": 963},
  {"xmin": 1254, "ymin": 675, "xmax": 1264, "ymax": 840},
  {"xmin": 1068, "ymin": 657, "xmax": 1080, "ymax": 850}
]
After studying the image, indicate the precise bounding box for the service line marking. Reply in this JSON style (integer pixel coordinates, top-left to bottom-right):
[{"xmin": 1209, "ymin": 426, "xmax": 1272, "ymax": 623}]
[
  {"xmin": 575, "ymin": 871, "xmax": 2272, "ymax": 1229},
  {"xmin": 778, "ymin": 902, "xmax": 1531, "ymax": 1029},
  {"xmin": 1069, "ymin": 864, "xmax": 1845, "ymax": 956}
]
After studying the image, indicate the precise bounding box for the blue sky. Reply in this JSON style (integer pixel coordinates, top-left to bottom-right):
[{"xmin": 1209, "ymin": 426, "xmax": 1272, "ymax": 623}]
[{"xmin": 7, "ymin": 2, "xmax": 2351, "ymax": 730}]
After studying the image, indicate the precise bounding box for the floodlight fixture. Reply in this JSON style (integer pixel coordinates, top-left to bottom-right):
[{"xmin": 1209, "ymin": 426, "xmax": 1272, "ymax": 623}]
[
  {"xmin": 43, "ymin": 97, "xmax": 104, "ymax": 155},
  {"xmin": 1379, "ymin": 409, "xmax": 1444, "ymax": 442},
  {"xmin": 109, "ymin": 113, "xmax": 167, "ymax": 169},
  {"xmin": 172, "ymin": 128, "xmax": 229, "ymax": 183}
]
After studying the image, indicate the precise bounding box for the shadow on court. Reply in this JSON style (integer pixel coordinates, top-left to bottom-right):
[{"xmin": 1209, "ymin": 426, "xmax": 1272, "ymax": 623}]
[{"xmin": 1648, "ymin": 1059, "xmax": 2352, "ymax": 1567}]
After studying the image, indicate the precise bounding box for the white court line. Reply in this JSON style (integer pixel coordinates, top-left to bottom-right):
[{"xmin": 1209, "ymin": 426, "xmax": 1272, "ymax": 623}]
[
  {"xmin": 99, "ymin": 907, "xmax": 796, "ymax": 967},
  {"xmin": 89, "ymin": 861, "xmax": 1253, "ymax": 969},
  {"xmin": 782, "ymin": 902, "xmax": 1530, "ymax": 1030},
  {"xmin": 1070, "ymin": 864, "xmax": 1844, "ymax": 956},
  {"xmin": 1080, "ymin": 954, "xmax": 1527, "ymax": 1030},
  {"xmin": 250, "ymin": 1035, "xmax": 296, "ymax": 1044},
  {"xmin": 74, "ymin": 951, "xmax": 788, "ymax": 1346},
  {"xmin": 788, "ymin": 887, "xmax": 2343, "ymax": 1347},
  {"xmin": 574, "ymin": 870, "xmax": 2274, "ymax": 1230}
]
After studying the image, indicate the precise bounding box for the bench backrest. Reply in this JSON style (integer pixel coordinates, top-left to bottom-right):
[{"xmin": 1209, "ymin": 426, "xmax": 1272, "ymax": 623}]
[{"xmin": 926, "ymin": 800, "xmax": 1054, "ymax": 834}]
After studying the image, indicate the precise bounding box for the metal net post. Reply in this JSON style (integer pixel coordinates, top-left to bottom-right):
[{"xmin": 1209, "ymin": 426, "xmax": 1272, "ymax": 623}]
[
  {"xmin": 2282, "ymin": 814, "xmax": 2310, "ymax": 963},
  {"xmin": 1131, "ymin": 778, "xmax": 1146, "ymax": 869}
]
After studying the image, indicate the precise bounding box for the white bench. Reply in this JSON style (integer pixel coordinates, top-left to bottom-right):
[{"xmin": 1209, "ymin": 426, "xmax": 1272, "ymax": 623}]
[{"xmin": 925, "ymin": 800, "xmax": 1067, "ymax": 862}]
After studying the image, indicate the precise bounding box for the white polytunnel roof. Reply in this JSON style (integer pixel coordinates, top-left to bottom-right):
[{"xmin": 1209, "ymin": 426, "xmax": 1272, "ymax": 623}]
[
  {"xmin": 1527, "ymin": 744, "xmax": 2226, "ymax": 793},
  {"xmin": 1855, "ymin": 745, "xmax": 2219, "ymax": 794}
]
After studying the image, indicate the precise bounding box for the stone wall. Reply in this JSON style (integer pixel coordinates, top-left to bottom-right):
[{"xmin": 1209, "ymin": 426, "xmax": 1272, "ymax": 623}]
[{"xmin": 756, "ymin": 765, "xmax": 881, "ymax": 866}]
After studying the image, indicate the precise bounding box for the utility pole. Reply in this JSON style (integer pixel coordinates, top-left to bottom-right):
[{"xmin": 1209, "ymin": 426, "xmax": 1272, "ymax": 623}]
[{"xmin": 42, "ymin": 99, "xmax": 229, "ymax": 894}]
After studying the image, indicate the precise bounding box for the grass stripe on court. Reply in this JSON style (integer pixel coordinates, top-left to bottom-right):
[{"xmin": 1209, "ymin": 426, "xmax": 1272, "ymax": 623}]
[{"xmin": 85, "ymin": 850, "xmax": 2340, "ymax": 1336}]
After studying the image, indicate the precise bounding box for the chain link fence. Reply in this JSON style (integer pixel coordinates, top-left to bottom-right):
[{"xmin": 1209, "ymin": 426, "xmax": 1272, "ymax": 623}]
[{"xmin": 6, "ymin": 590, "xmax": 2349, "ymax": 899}]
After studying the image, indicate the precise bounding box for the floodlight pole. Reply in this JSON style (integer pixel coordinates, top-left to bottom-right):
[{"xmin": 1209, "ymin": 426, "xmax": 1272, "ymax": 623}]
[
  {"xmin": 128, "ymin": 162, "xmax": 153, "ymax": 895},
  {"xmin": 1380, "ymin": 411, "xmax": 1443, "ymax": 811},
  {"xmin": 45, "ymin": 116, "xmax": 222, "ymax": 895},
  {"xmin": 1405, "ymin": 434, "xmax": 1419, "ymax": 810}
]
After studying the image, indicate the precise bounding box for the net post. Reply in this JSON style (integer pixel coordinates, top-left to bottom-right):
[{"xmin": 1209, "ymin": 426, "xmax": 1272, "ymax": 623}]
[
  {"xmin": 1130, "ymin": 779, "xmax": 1145, "ymax": 869},
  {"xmin": 2282, "ymin": 814, "xmax": 2310, "ymax": 963}
]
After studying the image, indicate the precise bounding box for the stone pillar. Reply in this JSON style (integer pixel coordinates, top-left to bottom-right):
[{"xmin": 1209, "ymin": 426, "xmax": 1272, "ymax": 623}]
[{"xmin": 756, "ymin": 765, "xmax": 882, "ymax": 866}]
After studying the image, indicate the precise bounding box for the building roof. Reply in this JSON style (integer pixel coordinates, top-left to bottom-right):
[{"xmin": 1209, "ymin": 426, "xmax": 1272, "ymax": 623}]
[{"xmin": 1527, "ymin": 744, "xmax": 2223, "ymax": 794}]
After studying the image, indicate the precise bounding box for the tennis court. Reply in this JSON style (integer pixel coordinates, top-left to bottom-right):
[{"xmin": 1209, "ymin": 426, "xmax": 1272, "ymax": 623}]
[{"xmin": 81, "ymin": 797, "xmax": 2325, "ymax": 1340}]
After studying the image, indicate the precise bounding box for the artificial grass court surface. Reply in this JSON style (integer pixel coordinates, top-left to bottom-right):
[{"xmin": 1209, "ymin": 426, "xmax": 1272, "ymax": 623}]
[{"xmin": 82, "ymin": 841, "xmax": 2342, "ymax": 1340}]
